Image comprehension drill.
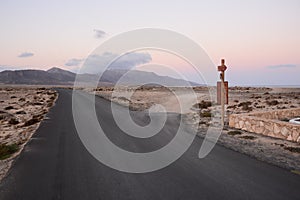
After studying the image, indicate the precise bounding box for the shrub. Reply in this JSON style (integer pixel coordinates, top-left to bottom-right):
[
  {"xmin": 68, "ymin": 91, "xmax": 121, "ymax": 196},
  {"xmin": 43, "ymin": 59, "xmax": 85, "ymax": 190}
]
[
  {"xmin": 23, "ymin": 117, "xmax": 40, "ymax": 127},
  {"xmin": 227, "ymin": 131, "xmax": 242, "ymax": 136},
  {"xmin": 266, "ymin": 100, "xmax": 279, "ymax": 106},
  {"xmin": 200, "ymin": 111, "xmax": 212, "ymax": 118},
  {"xmin": 281, "ymin": 118, "xmax": 289, "ymax": 122},
  {"xmin": 238, "ymin": 101, "xmax": 252, "ymax": 111},
  {"xmin": 16, "ymin": 110, "xmax": 26, "ymax": 114},
  {"xmin": 227, "ymin": 105, "xmax": 237, "ymax": 109},
  {"xmin": 284, "ymin": 146, "xmax": 300, "ymax": 153},
  {"xmin": 0, "ymin": 144, "xmax": 19, "ymax": 160},
  {"xmin": 19, "ymin": 98, "xmax": 25, "ymax": 102},
  {"xmin": 239, "ymin": 135, "xmax": 256, "ymax": 140},
  {"xmin": 193, "ymin": 100, "xmax": 212, "ymax": 109},
  {"xmin": 4, "ymin": 106, "xmax": 14, "ymax": 110},
  {"xmin": 9, "ymin": 118, "xmax": 19, "ymax": 125}
]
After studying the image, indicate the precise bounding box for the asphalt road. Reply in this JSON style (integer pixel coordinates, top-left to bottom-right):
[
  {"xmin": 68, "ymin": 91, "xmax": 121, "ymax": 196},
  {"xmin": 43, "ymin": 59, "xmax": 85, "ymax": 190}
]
[{"xmin": 1, "ymin": 89, "xmax": 300, "ymax": 200}]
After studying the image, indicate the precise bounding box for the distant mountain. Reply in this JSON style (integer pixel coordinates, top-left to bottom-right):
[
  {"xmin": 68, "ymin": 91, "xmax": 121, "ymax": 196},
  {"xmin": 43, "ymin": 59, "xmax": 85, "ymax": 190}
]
[
  {"xmin": 0, "ymin": 69, "xmax": 71, "ymax": 85},
  {"xmin": 0, "ymin": 67, "xmax": 202, "ymax": 86},
  {"xmin": 47, "ymin": 67, "xmax": 76, "ymax": 81}
]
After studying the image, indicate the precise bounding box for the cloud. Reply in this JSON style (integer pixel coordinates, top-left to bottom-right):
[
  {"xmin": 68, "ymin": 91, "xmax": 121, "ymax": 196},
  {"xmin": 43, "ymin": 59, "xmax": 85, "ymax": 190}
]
[
  {"xmin": 65, "ymin": 58, "xmax": 83, "ymax": 66},
  {"xmin": 267, "ymin": 64, "xmax": 297, "ymax": 69},
  {"xmin": 94, "ymin": 29, "xmax": 106, "ymax": 38},
  {"xmin": 82, "ymin": 52, "xmax": 152, "ymax": 73},
  {"xmin": 18, "ymin": 52, "xmax": 34, "ymax": 58}
]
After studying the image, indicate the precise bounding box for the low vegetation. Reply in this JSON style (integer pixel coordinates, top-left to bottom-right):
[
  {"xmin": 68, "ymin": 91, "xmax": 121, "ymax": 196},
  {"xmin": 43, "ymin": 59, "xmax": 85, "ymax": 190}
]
[
  {"xmin": 284, "ymin": 146, "xmax": 300, "ymax": 153},
  {"xmin": 266, "ymin": 100, "xmax": 279, "ymax": 106},
  {"xmin": 8, "ymin": 118, "xmax": 19, "ymax": 125},
  {"xmin": 4, "ymin": 106, "xmax": 14, "ymax": 110},
  {"xmin": 227, "ymin": 130, "xmax": 242, "ymax": 136},
  {"xmin": 23, "ymin": 116, "xmax": 41, "ymax": 127},
  {"xmin": 200, "ymin": 111, "xmax": 212, "ymax": 118},
  {"xmin": 238, "ymin": 101, "xmax": 252, "ymax": 111},
  {"xmin": 0, "ymin": 143, "xmax": 19, "ymax": 160},
  {"xmin": 239, "ymin": 135, "xmax": 256, "ymax": 140},
  {"xmin": 193, "ymin": 100, "xmax": 212, "ymax": 109}
]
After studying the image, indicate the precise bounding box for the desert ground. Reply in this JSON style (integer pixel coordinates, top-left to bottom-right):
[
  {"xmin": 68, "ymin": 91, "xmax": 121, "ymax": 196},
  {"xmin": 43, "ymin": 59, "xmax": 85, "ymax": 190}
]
[
  {"xmin": 1, "ymin": 85, "xmax": 300, "ymax": 181},
  {"xmin": 0, "ymin": 86, "xmax": 57, "ymax": 180}
]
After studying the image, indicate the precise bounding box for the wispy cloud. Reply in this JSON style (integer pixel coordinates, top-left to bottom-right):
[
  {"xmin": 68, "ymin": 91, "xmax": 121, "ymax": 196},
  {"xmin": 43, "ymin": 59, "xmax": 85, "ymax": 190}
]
[
  {"xmin": 93, "ymin": 29, "xmax": 106, "ymax": 38},
  {"xmin": 267, "ymin": 64, "xmax": 297, "ymax": 69},
  {"xmin": 65, "ymin": 58, "xmax": 83, "ymax": 66},
  {"xmin": 18, "ymin": 52, "xmax": 34, "ymax": 58}
]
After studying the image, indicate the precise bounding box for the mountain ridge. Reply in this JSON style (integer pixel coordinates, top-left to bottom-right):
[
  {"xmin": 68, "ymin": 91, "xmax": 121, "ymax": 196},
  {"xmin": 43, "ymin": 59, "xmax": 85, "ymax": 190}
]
[{"xmin": 0, "ymin": 67, "xmax": 202, "ymax": 86}]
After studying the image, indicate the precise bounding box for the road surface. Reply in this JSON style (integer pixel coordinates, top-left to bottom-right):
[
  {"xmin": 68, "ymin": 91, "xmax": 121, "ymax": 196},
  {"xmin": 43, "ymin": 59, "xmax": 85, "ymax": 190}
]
[{"xmin": 0, "ymin": 89, "xmax": 300, "ymax": 200}]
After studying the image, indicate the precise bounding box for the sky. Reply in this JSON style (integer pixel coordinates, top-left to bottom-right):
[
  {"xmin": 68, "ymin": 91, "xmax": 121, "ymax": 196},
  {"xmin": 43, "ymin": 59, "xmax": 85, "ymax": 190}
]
[{"xmin": 0, "ymin": 0, "xmax": 299, "ymax": 86}]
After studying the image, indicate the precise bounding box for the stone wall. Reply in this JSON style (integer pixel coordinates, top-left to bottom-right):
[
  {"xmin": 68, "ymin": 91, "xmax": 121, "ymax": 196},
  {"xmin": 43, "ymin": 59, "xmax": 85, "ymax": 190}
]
[{"xmin": 229, "ymin": 108, "xmax": 300, "ymax": 143}]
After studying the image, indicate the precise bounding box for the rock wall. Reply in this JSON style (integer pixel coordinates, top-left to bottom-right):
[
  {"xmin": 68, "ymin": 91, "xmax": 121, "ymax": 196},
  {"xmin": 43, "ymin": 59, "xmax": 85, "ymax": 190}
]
[{"xmin": 229, "ymin": 108, "xmax": 300, "ymax": 143}]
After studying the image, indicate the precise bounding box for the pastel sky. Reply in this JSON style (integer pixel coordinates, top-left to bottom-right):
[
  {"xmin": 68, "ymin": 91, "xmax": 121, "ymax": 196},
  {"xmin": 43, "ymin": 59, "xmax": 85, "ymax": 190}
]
[{"xmin": 0, "ymin": 0, "xmax": 299, "ymax": 85}]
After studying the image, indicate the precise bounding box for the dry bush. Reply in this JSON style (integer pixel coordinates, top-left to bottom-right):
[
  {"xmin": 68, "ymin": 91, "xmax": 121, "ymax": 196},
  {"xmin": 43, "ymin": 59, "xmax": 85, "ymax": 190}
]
[
  {"xmin": 8, "ymin": 118, "xmax": 19, "ymax": 125},
  {"xmin": 266, "ymin": 100, "xmax": 279, "ymax": 106},
  {"xmin": 227, "ymin": 130, "xmax": 242, "ymax": 136},
  {"xmin": 193, "ymin": 100, "xmax": 212, "ymax": 109},
  {"xmin": 4, "ymin": 106, "xmax": 14, "ymax": 110}
]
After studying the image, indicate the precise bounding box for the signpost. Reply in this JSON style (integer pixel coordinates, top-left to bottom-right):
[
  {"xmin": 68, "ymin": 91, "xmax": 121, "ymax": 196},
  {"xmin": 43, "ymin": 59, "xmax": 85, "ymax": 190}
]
[{"xmin": 217, "ymin": 59, "xmax": 228, "ymax": 126}]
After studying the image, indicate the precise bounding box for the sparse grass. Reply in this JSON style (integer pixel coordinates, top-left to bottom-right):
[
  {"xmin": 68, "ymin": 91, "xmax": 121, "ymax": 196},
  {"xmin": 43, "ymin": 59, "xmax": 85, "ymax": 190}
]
[
  {"xmin": 284, "ymin": 146, "xmax": 300, "ymax": 153},
  {"xmin": 0, "ymin": 143, "xmax": 19, "ymax": 160},
  {"xmin": 227, "ymin": 130, "xmax": 242, "ymax": 136},
  {"xmin": 239, "ymin": 135, "xmax": 256, "ymax": 140}
]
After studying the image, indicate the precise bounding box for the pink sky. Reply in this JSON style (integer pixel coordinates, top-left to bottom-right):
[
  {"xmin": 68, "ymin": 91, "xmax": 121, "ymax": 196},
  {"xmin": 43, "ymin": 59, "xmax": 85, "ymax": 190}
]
[{"xmin": 0, "ymin": 0, "xmax": 299, "ymax": 85}]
